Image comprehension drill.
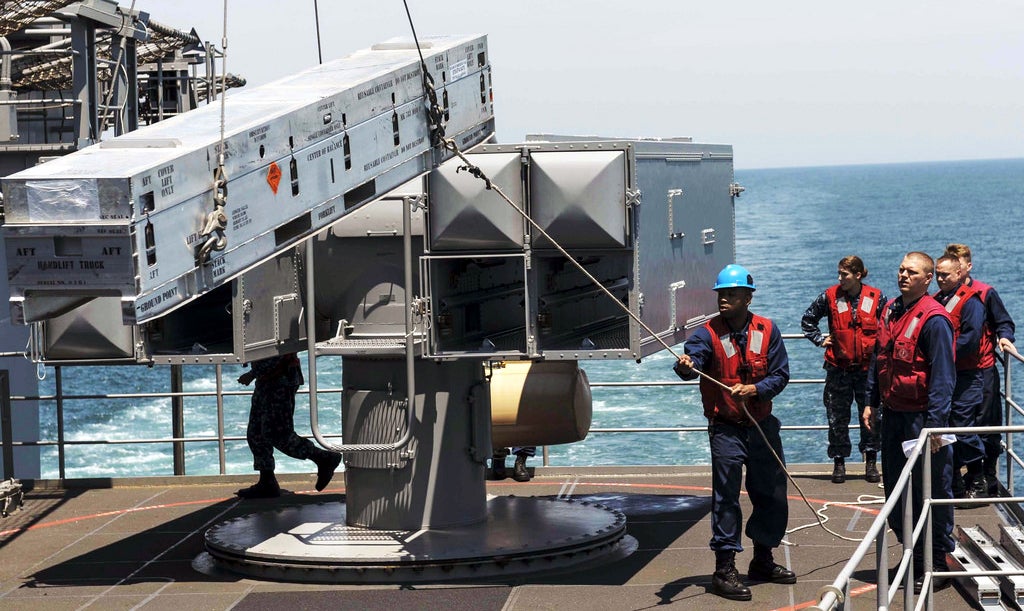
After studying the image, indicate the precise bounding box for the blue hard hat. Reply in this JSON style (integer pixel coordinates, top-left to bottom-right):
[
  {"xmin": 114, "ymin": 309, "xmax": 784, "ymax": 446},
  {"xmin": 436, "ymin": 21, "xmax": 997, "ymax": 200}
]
[{"xmin": 713, "ymin": 264, "xmax": 756, "ymax": 291}]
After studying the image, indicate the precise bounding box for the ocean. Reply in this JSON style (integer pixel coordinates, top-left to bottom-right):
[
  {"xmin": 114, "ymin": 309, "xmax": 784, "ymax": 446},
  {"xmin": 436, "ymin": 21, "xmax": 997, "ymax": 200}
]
[{"xmin": 35, "ymin": 157, "xmax": 1024, "ymax": 478}]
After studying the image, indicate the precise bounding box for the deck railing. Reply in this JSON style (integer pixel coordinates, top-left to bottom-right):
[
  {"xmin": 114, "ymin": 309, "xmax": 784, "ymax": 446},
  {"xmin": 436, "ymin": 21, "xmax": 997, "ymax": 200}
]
[
  {"xmin": 813, "ymin": 348, "xmax": 1024, "ymax": 611},
  {"xmin": 0, "ymin": 334, "xmax": 1022, "ymax": 482},
  {"xmin": 3, "ymin": 337, "xmax": 1024, "ymax": 606}
]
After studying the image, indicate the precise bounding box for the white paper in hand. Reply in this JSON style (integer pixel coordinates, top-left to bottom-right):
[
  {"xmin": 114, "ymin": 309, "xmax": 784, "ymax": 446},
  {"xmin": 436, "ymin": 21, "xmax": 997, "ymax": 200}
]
[{"xmin": 901, "ymin": 434, "xmax": 957, "ymax": 458}]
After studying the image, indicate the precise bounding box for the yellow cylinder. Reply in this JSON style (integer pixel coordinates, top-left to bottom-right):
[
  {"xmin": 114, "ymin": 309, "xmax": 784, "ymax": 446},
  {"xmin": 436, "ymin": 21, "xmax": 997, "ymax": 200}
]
[{"xmin": 489, "ymin": 360, "xmax": 592, "ymax": 448}]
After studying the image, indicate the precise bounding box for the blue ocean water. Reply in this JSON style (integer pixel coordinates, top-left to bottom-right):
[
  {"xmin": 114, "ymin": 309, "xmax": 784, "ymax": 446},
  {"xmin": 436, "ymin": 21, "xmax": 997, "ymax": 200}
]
[{"xmin": 36, "ymin": 158, "xmax": 1024, "ymax": 478}]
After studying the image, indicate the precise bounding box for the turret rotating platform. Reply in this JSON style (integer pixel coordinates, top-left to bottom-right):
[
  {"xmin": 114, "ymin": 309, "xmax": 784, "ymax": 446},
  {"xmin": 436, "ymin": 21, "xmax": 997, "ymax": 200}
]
[{"xmin": 203, "ymin": 496, "xmax": 629, "ymax": 582}]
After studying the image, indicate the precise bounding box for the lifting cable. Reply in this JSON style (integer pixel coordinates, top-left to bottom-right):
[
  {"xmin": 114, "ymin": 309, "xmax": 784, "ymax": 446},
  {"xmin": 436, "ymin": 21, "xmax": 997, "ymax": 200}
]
[
  {"xmin": 197, "ymin": 0, "xmax": 230, "ymax": 264},
  {"xmin": 399, "ymin": 1, "xmax": 879, "ymax": 542},
  {"xmin": 449, "ymin": 134, "xmax": 884, "ymax": 541}
]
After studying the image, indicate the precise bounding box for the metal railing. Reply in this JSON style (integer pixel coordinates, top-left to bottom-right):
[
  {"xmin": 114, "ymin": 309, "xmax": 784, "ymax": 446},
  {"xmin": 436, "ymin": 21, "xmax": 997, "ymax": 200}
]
[
  {"xmin": 2, "ymin": 363, "xmax": 346, "ymax": 479},
  {"xmin": 3, "ymin": 335, "xmax": 1024, "ymax": 607},
  {"xmin": 2, "ymin": 333, "xmax": 835, "ymax": 478},
  {"xmin": 0, "ymin": 334, "xmax": 1019, "ymax": 480},
  {"xmin": 812, "ymin": 348, "xmax": 1024, "ymax": 611}
]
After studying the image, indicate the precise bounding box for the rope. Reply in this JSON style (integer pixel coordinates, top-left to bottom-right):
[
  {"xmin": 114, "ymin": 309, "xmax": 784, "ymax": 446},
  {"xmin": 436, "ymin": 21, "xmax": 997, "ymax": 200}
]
[
  {"xmin": 399, "ymin": 0, "xmax": 858, "ymax": 544},
  {"xmin": 685, "ymin": 364, "xmax": 872, "ymax": 542},
  {"xmin": 313, "ymin": 0, "xmax": 323, "ymax": 65},
  {"xmin": 198, "ymin": 0, "xmax": 230, "ymax": 264},
  {"xmin": 438, "ymin": 132, "xmax": 866, "ymax": 542},
  {"xmin": 402, "ymin": 0, "xmax": 446, "ymax": 147}
]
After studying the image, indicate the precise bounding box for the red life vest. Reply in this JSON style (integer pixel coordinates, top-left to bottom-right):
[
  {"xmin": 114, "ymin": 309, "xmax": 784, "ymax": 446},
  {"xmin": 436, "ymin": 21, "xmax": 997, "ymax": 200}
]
[
  {"xmin": 935, "ymin": 283, "xmax": 983, "ymax": 371},
  {"xmin": 877, "ymin": 295, "xmax": 952, "ymax": 412},
  {"xmin": 966, "ymin": 277, "xmax": 997, "ymax": 369},
  {"xmin": 824, "ymin": 283, "xmax": 882, "ymax": 370},
  {"xmin": 700, "ymin": 314, "xmax": 774, "ymax": 424}
]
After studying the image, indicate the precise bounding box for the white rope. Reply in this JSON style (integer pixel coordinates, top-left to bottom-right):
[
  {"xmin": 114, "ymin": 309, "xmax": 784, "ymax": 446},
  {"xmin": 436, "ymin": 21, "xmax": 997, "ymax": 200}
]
[
  {"xmin": 786, "ymin": 493, "xmax": 886, "ymax": 542},
  {"xmin": 197, "ymin": 0, "xmax": 230, "ymax": 264}
]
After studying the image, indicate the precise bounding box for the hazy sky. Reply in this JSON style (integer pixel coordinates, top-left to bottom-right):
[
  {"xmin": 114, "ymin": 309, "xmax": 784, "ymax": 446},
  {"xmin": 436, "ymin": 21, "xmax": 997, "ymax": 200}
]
[{"xmin": 134, "ymin": 1, "xmax": 1023, "ymax": 169}]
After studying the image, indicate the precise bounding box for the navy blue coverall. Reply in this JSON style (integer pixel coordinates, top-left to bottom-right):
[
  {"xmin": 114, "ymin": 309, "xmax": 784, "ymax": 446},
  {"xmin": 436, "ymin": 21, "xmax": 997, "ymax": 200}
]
[
  {"xmin": 674, "ymin": 315, "xmax": 791, "ymax": 554},
  {"xmin": 867, "ymin": 297, "xmax": 956, "ymax": 558},
  {"xmin": 934, "ymin": 286, "xmax": 986, "ymax": 478},
  {"xmin": 967, "ymin": 278, "xmax": 1017, "ymax": 469}
]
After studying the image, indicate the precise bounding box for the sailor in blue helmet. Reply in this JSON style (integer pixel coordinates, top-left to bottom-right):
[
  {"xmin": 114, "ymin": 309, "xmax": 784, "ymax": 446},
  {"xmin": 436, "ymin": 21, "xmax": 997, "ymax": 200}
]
[{"xmin": 674, "ymin": 264, "xmax": 793, "ymax": 601}]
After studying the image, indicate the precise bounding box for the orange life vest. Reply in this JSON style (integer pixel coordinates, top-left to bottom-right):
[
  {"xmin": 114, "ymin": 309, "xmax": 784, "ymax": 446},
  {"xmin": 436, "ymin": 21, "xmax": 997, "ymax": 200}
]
[
  {"xmin": 824, "ymin": 283, "xmax": 882, "ymax": 370},
  {"xmin": 935, "ymin": 283, "xmax": 983, "ymax": 371},
  {"xmin": 700, "ymin": 314, "xmax": 774, "ymax": 423},
  {"xmin": 877, "ymin": 296, "xmax": 952, "ymax": 412}
]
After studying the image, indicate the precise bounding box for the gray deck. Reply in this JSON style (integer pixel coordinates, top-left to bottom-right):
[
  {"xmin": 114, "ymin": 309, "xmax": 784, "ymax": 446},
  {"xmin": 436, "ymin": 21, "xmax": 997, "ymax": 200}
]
[{"xmin": 0, "ymin": 464, "xmax": 1009, "ymax": 610}]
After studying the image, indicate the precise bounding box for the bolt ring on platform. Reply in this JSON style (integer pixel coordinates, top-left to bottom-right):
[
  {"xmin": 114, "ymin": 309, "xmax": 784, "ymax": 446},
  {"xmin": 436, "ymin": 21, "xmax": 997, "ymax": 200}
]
[{"xmin": 203, "ymin": 496, "xmax": 629, "ymax": 583}]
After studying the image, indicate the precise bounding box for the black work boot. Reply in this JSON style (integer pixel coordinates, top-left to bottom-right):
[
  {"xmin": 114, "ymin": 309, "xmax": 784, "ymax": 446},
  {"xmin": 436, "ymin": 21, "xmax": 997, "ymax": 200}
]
[
  {"xmin": 237, "ymin": 469, "xmax": 281, "ymax": 498},
  {"xmin": 956, "ymin": 467, "xmax": 989, "ymax": 509},
  {"xmin": 512, "ymin": 454, "xmax": 531, "ymax": 482},
  {"xmin": 864, "ymin": 451, "xmax": 880, "ymax": 483},
  {"xmin": 491, "ymin": 453, "xmax": 508, "ymax": 480},
  {"xmin": 313, "ymin": 451, "xmax": 342, "ymax": 492},
  {"xmin": 712, "ymin": 551, "xmax": 751, "ymax": 601},
  {"xmin": 831, "ymin": 457, "xmax": 846, "ymax": 484},
  {"xmin": 748, "ymin": 544, "xmax": 797, "ymax": 584},
  {"xmin": 913, "ymin": 552, "xmax": 952, "ymax": 594}
]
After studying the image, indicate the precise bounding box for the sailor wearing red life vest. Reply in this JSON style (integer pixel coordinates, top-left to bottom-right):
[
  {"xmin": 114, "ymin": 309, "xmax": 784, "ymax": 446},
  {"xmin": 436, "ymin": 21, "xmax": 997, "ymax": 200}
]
[
  {"xmin": 801, "ymin": 256, "xmax": 885, "ymax": 484},
  {"xmin": 674, "ymin": 264, "xmax": 792, "ymax": 602},
  {"xmin": 864, "ymin": 252, "xmax": 956, "ymax": 592},
  {"xmin": 946, "ymin": 243, "xmax": 1018, "ymax": 496},
  {"xmin": 933, "ymin": 253, "xmax": 987, "ymax": 502}
]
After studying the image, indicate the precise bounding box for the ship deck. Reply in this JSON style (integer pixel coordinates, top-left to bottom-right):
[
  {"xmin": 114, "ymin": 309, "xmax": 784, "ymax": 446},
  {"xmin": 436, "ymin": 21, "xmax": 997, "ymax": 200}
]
[{"xmin": 0, "ymin": 464, "xmax": 1011, "ymax": 610}]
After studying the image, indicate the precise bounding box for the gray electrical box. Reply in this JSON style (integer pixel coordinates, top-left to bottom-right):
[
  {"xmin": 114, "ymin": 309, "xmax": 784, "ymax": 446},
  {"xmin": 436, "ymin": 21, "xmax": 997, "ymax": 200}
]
[{"xmin": 421, "ymin": 136, "xmax": 736, "ymax": 361}]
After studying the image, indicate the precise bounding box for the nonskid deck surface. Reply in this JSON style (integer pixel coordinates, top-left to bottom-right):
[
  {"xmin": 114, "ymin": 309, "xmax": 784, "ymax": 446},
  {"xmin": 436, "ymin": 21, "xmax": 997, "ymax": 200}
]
[{"xmin": 0, "ymin": 465, "xmax": 1003, "ymax": 610}]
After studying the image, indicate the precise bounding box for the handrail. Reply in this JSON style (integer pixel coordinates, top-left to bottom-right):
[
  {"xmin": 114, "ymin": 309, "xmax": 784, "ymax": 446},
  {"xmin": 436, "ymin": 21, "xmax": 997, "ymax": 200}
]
[
  {"xmin": 812, "ymin": 347, "xmax": 1024, "ymax": 610},
  {"xmin": 305, "ymin": 196, "xmax": 419, "ymax": 454},
  {"xmin": 2, "ymin": 338, "xmax": 1020, "ymax": 480}
]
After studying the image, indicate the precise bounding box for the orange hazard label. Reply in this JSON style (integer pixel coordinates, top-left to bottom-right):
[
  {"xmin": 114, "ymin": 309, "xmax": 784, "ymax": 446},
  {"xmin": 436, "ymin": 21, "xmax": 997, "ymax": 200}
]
[{"xmin": 266, "ymin": 162, "xmax": 282, "ymax": 194}]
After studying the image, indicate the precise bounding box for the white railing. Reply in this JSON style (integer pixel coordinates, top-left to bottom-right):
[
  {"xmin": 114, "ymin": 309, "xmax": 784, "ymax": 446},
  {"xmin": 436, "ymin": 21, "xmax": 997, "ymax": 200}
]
[{"xmin": 812, "ymin": 349, "xmax": 1024, "ymax": 611}]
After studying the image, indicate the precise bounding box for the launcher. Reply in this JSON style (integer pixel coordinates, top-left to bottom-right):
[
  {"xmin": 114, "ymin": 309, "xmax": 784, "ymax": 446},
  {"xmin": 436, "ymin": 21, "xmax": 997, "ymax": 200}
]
[{"xmin": 2, "ymin": 34, "xmax": 494, "ymax": 326}]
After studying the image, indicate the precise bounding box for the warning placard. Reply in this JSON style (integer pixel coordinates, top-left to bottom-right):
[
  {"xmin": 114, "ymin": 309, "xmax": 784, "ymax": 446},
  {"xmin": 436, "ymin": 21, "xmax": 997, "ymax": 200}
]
[{"xmin": 266, "ymin": 162, "xmax": 282, "ymax": 194}]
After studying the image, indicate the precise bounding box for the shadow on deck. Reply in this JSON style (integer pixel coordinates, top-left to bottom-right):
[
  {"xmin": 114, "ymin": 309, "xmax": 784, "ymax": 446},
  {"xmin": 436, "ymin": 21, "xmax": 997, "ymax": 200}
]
[{"xmin": 0, "ymin": 465, "xmax": 1009, "ymax": 610}]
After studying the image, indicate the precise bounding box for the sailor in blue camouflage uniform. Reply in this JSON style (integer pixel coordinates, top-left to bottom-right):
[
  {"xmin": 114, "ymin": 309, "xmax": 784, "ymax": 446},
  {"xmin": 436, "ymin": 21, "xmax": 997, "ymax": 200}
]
[
  {"xmin": 801, "ymin": 256, "xmax": 886, "ymax": 484},
  {"xmin": 237, "ymin": 353, "xmax": 341, "ymax": 498}
]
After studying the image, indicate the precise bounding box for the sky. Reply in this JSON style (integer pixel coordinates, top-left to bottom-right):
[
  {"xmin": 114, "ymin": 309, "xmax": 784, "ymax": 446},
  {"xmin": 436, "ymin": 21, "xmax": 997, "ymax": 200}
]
[{"xmin": 132, "ymin": 1, "xmax": 1024, "ymax": 170}]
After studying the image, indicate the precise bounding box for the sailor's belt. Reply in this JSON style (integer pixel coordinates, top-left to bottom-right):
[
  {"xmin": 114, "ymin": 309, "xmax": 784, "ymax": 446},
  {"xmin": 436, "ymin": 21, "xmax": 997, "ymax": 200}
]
[{"xmin": 711, "ymin": 416, "xmax": 755, "ymax": 428}]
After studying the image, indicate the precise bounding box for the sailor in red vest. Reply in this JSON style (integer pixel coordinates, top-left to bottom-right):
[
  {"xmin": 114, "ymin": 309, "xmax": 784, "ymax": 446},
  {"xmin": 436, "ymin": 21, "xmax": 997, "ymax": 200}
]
[
  {"xmin": 674, "ymin": 264, "xmax": 792, "ymax": 602},
  {"xmin": 946, "ymin": 243, "xmax": 1018, "ymax": 496},
  {"xmin": 933, "ymin": 253, "xmax": 987, "ymax": 502},
  {"xmin": 864, "ymin": 252, "xmax": 955, "ymax": 593},
  {"xmin": 801, "ymin": 256, "xmax": 886, "ymax": 484}
]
